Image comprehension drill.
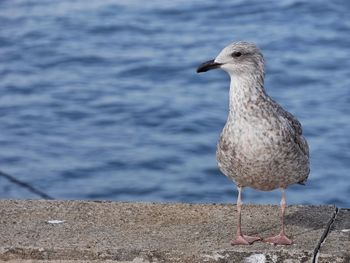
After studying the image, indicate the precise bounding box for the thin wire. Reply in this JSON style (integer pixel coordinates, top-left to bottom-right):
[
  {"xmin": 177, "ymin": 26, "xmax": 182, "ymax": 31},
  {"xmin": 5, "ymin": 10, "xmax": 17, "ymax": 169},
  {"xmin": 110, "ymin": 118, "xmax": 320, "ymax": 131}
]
[{"xmin": 0, "ymin": 170, "xmax": 54, "ymax": 200}]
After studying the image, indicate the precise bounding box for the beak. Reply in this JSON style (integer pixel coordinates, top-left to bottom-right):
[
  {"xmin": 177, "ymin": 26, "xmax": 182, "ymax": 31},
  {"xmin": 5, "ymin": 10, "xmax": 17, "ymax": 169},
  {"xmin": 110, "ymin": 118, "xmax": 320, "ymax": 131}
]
[{"xmin": 196, "ymin": 59, "xmax": 222, "ymax": 73}]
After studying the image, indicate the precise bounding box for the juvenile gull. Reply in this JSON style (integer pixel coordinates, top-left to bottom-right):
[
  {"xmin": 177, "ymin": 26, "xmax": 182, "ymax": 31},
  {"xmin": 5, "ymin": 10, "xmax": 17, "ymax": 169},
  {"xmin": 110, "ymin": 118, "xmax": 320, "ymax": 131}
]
[{"xmin": 197, "ymin": 42, "xmax": 309, "ymax": 245}]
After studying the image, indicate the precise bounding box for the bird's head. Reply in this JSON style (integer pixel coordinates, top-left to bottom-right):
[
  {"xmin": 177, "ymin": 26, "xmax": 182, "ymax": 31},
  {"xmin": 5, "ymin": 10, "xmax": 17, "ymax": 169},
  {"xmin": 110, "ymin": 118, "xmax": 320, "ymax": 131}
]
[{"xmin": 197, "ymin": 42, "xmax": 265, "ymax": 76}]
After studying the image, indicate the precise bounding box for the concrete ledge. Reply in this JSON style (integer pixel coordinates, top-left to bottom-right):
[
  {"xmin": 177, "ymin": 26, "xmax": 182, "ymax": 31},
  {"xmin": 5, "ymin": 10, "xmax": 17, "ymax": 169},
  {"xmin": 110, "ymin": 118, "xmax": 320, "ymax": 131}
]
[
  {"xmin": 317, "ymin": 208, "xmax": 350, "ymax": 263},
  {"xmin": 0, "ymin": 200, "xmax": 348, "ymax": 262}
]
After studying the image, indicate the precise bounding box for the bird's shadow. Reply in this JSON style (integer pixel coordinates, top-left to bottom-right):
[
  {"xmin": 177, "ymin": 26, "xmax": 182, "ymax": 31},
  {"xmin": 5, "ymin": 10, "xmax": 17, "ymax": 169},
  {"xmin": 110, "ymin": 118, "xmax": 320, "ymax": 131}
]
[{"xmin": 258, "ymin": 205, "xmax": 334, "ymax": 238}]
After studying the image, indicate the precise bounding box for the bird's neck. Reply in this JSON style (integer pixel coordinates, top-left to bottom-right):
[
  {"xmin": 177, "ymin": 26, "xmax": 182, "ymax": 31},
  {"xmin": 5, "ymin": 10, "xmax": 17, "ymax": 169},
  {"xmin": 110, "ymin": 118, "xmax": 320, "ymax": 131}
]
[{"xmin": 228, "ymin": 72, "xmax": 266, "ymax": 114}]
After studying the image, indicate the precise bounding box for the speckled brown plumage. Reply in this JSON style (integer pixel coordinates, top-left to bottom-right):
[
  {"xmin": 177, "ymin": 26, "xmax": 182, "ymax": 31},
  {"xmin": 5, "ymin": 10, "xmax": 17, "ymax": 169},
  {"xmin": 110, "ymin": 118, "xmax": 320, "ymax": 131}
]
[
  {"xmin": 202, "ymin": 41, "xmax": 310, "ymax": 191},
  {"xmin": 197, "ymin": 41, "xmax": 310, "ymax": 245},
  {"xmin": 216, "ymin": 92, "xmax": 310, "ymax": 191}
]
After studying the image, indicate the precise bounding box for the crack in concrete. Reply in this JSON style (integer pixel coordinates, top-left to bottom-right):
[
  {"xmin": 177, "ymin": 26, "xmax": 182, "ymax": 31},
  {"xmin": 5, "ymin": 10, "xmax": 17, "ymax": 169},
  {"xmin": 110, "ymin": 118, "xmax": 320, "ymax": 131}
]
[{"xmin": 312, "ymin": 206, "xmax": 339, "ymax": 263}]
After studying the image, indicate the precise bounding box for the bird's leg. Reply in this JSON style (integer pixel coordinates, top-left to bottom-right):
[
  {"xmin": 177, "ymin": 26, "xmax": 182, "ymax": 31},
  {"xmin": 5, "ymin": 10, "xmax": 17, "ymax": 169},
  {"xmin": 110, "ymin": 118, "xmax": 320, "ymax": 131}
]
[
  {"xmin": 264, "ymin": 188, "xmax": 293, "ymax": 245},
  {"xmin": 231, "ymin": 186, "xmax": 261, "ymax": 245}
]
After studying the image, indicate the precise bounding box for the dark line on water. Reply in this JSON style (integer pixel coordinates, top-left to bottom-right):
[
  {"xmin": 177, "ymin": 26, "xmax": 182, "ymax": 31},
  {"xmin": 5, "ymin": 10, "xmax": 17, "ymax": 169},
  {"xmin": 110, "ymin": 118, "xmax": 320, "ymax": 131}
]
[{"xmin": 0, "ymin": 170, "xmax": 54, "ymax": 200}]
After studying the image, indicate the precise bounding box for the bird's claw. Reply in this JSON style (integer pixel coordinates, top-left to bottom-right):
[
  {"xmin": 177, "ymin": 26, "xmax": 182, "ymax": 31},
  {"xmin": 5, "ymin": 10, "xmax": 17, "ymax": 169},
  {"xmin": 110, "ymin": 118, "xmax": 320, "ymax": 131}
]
[
  {"xmin": 264, "ymin": 233, "xmax": 293, "ymax": 245},
  {"xmin": 231, "ymin": 235, "xmax": 261, "ymax": 245}
]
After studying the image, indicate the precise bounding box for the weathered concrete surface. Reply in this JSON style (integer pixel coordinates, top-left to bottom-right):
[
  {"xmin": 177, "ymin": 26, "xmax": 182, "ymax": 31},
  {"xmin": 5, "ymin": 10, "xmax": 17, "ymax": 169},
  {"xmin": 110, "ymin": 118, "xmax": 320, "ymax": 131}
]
[
  {"xmin": 0, "ymin": 200, "xmax": 345, "ymax": 262},
  {"xmin": 317, "ymin": 209, "xmax": 350, "ymax": 263}
]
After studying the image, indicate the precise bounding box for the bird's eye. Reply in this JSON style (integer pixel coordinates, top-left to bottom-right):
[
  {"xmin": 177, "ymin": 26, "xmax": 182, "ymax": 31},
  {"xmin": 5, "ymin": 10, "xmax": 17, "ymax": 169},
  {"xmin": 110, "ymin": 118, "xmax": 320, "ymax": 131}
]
[{"xmin": 232, "ymin": 51, "xmax": 242, "ymax": 58}]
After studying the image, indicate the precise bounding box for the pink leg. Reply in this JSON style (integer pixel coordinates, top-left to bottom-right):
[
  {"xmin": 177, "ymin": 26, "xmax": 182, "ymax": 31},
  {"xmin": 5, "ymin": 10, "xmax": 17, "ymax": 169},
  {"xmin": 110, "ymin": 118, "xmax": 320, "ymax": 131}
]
[
  {"xmin": 231, "ymin": 186, "xmax": 261, "ymax": 245},
  {"xmin": 264, "ymin": 188, "xmax": 293, "ymax": 245}
]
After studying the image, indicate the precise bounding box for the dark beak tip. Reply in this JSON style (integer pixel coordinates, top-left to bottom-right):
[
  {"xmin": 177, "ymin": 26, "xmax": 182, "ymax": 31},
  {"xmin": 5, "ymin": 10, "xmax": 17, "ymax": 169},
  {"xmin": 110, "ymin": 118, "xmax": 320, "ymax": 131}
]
[
  {"xmin": 196, "ymin": 68, "xmax": 204, "ymax": 73},
  {"xmin": 196, "ymin": 59, "xmax": 221, "ymax": 74}
]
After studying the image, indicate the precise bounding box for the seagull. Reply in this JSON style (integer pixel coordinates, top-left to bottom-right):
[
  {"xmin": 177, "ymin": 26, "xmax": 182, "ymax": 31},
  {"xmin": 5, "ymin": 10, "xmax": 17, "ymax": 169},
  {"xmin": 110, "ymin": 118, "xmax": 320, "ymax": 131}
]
[{"xmin": 197, "ymin": 42, "xmax": 310, "ymax": 245}]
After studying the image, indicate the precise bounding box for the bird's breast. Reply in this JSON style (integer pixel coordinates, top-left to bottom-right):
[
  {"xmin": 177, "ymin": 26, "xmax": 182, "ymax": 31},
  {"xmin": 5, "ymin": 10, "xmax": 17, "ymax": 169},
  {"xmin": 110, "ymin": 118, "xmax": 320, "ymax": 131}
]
[{"xmin": 222, "ymin": 114, "xmax": 284, "ymax": 159}]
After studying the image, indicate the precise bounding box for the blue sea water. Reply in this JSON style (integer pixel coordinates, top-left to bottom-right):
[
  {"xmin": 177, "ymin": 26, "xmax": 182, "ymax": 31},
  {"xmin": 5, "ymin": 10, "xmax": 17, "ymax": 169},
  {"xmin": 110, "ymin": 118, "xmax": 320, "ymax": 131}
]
[{"xmin": 0, "ymin": 0, "xmax": 349, "ymax": 207}]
